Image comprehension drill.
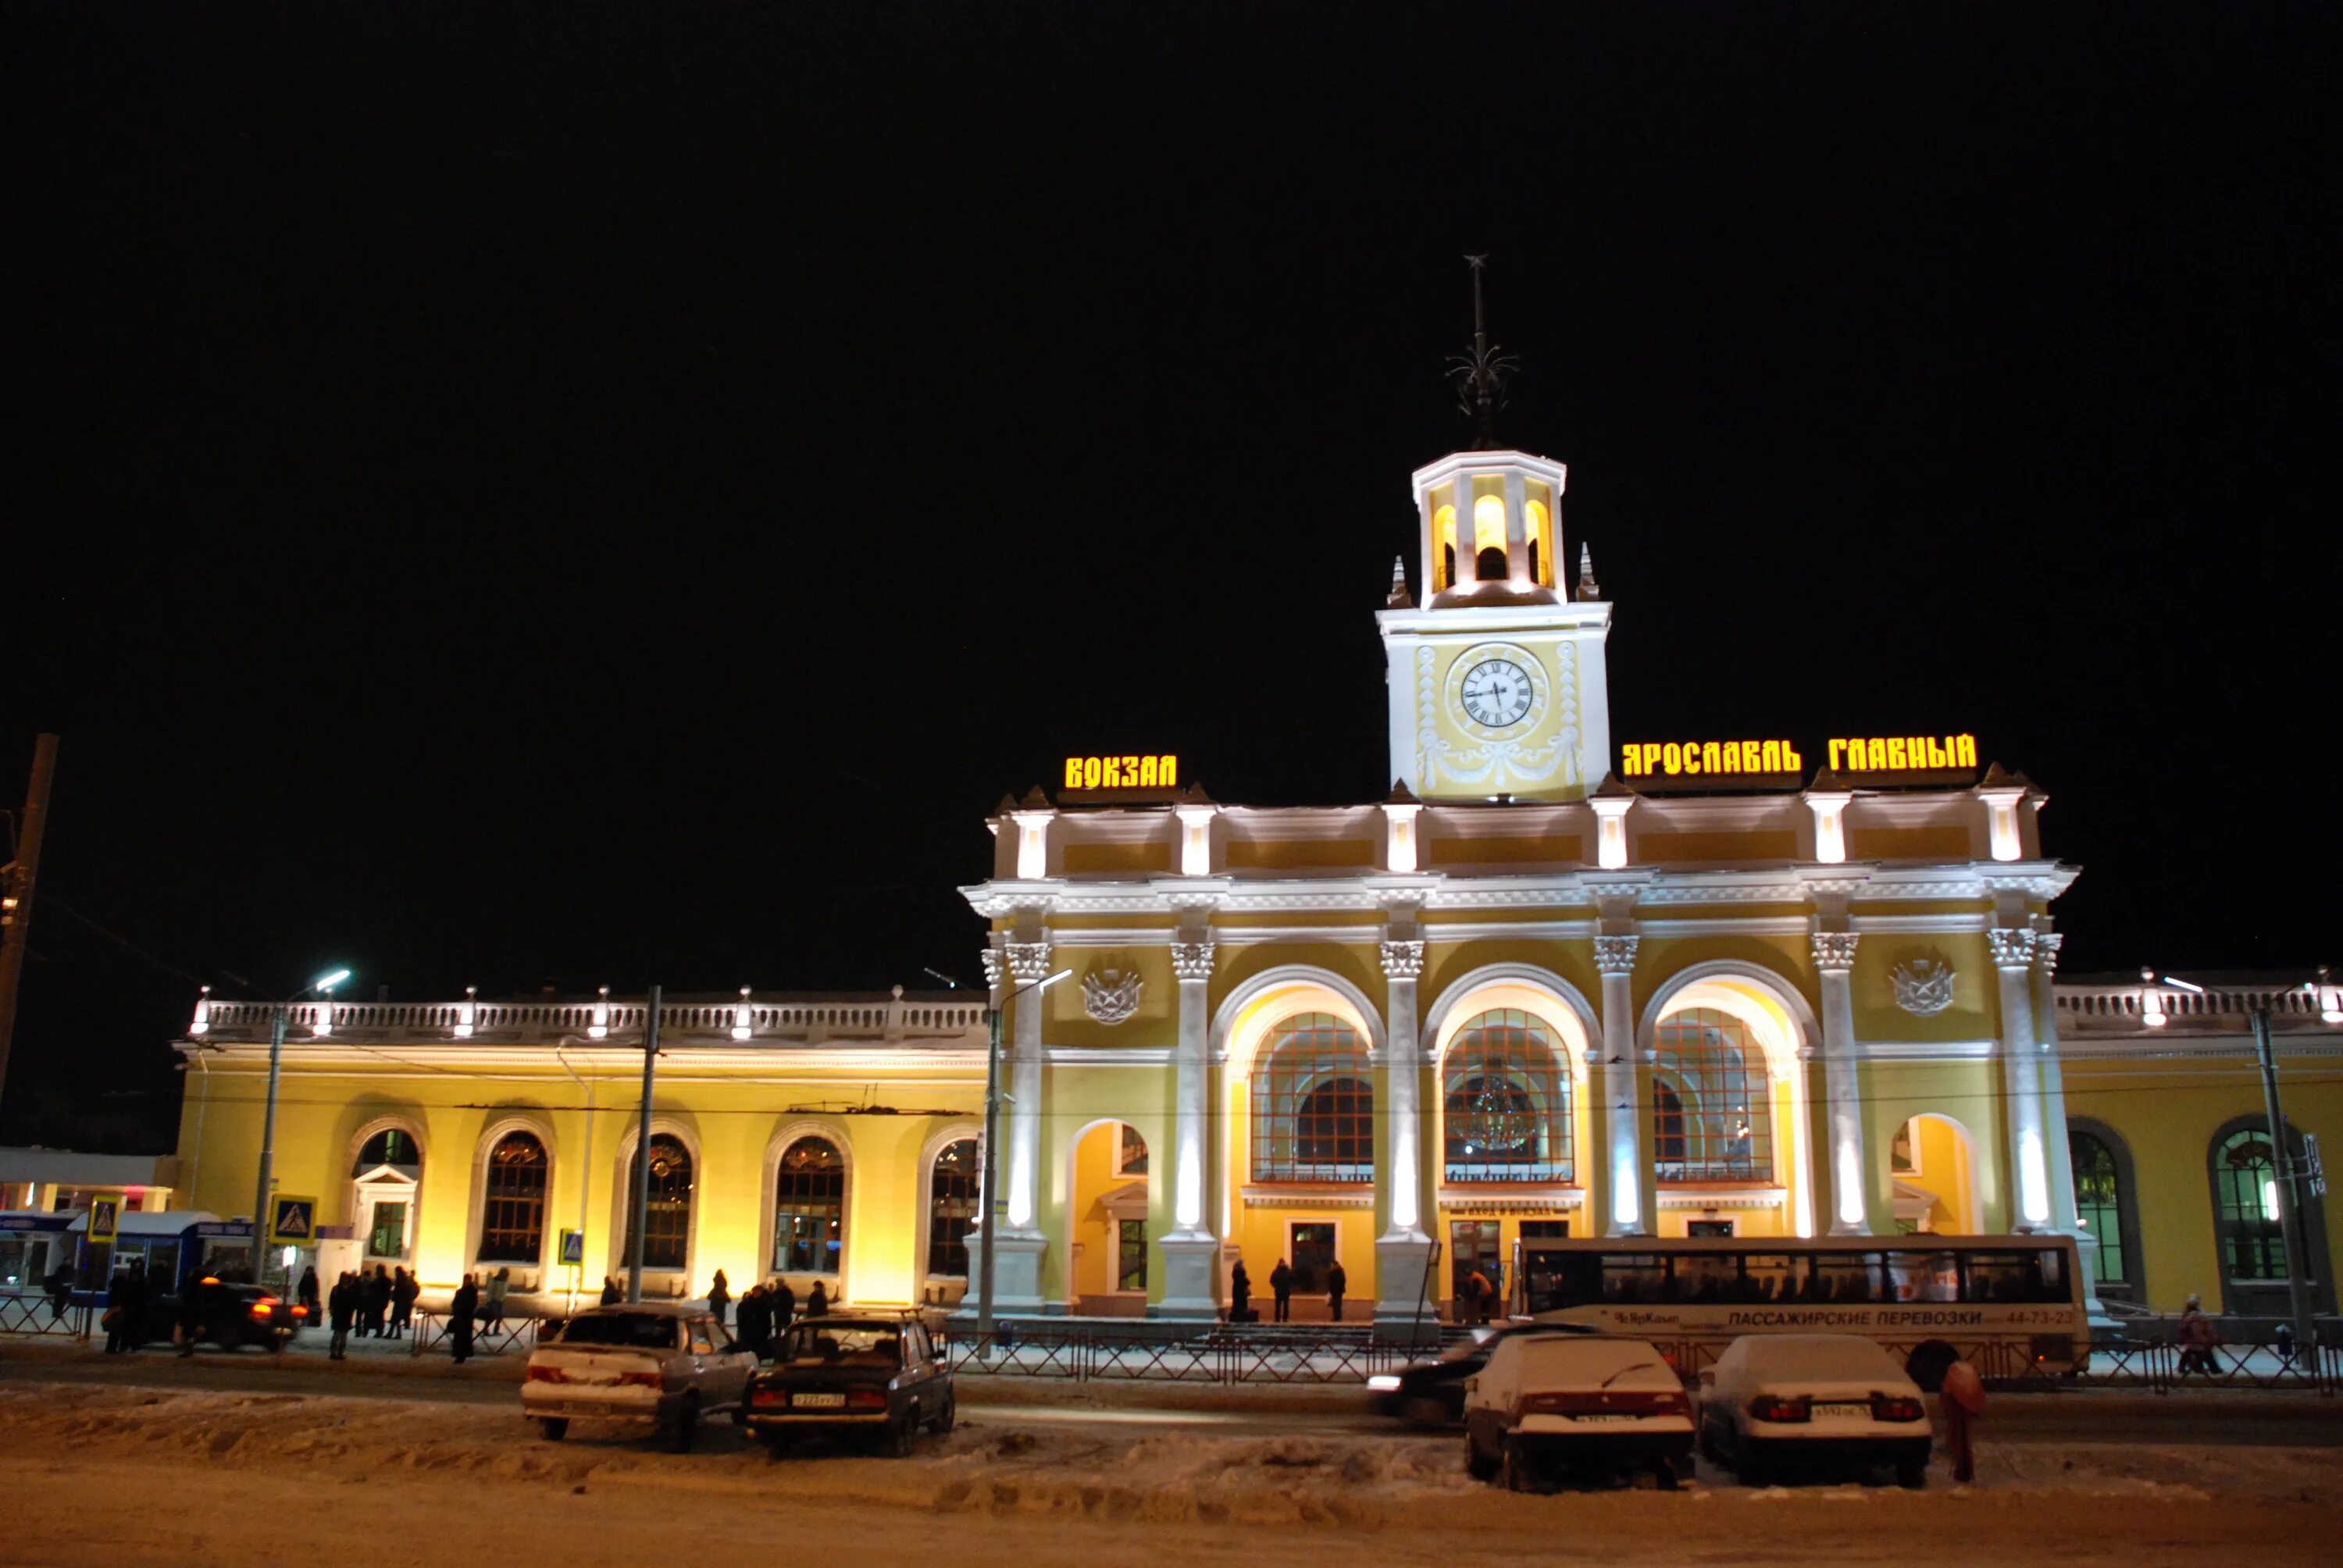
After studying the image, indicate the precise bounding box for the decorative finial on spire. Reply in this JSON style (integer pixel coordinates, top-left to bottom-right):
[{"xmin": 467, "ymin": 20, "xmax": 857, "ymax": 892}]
[
  {"xmin": 1576, "ymin": 542, "xmax": 1601, "ymax": 601},
  {"xmin": 1386, "ymin": 554, "xmax": 1413, "ymax": 608},
  {"xmin": 1447, "ymin": 255, "xmax": 1520, "ymax": 451}
]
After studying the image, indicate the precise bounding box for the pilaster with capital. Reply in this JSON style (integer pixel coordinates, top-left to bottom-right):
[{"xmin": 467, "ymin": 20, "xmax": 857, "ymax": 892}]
[
  {"xmin": 1593, "ymin": 933, "xmax": 1646, "ymax": 1236},
  {"xmin": 1811, "ymin": 931, "xmax": 1871, "ymax": 1235},
  {"xmin": 1372, "ymin": 933, "xmax": 1435, "ymax": 1327},
  {"xmin": 1156, "ymin": 935, "xmax": 1221, "ymax": 1317},
  {"xmin": 1989, "ymin": 925, "xmax": 2052, "ymax": 1231},
  {"xmin": 1002, "ymin": 939, "xmax": 1050, "ymax": 1245},
  {"xmin": 2027, "ymin": 926, "xmax": 2100, "ymax": 1305}
]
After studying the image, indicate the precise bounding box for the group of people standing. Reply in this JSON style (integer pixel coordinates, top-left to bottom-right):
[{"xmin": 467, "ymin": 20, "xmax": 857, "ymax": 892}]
[
  {"xmin": 1225, "ymin": 1256, "xmax": 1350, "ymax": 1324},
  {"xmin": 318, "ymin": 1263, "xmax": 423, "ymax": 1359}
]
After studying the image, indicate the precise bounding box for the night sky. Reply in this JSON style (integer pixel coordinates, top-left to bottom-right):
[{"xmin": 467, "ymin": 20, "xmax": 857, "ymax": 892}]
[{"xmin": 5, "ymin": 4, "xmax": 2334, "ymax": 1153}]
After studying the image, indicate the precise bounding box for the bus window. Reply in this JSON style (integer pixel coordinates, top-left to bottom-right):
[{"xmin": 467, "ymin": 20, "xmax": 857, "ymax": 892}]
[
  {"xmin": 1602, "ymin": 1253, "xmax": 1665, "ymax": 1304},
  {"xmin": 1674, "ymin": 1253, "xmax": 1735, "ymax": 1303},
  {"xmin": 1810, "ymin": 1251, "xmax": 1885, "ymax": 1304},
  {"xmin": 1739, "ymin": 1254, "xmax": 1798, "ymax": 1303},
  {"xmin": 1525, "ymin": 1252, "xmax": 1605, "ymax": 1313},
  {"xmin": 1961, "ymin": 1250, "xmax": 2063, "ymax": 1304},
  {"xmin": 1885, "ymin": 1249, "xmax": 1959, "ymax": 1303}
]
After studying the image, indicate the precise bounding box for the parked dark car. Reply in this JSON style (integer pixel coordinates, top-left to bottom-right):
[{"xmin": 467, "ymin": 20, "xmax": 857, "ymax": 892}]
[
  {"xmin": 744, "ymin": 1314, "xmax": 953, "ymax": 1457},
  {"xmin": 1367, "ymin": 1323, "xmax": 1595, "ymax": 1425},
  {"xmin": 130, "ymin": 1278, "xmax": 306, "ymax": 1352}
]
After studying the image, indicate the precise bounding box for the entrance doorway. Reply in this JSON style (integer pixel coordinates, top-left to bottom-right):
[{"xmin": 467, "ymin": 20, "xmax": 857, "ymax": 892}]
[
  {"xmin": 1450, "ymin": 1220, "xmax": 1502, "ymax": 1314},
  {"xmin": 1888, "ymin": 1114, "xmax": 1978, "ymax": 1234},
  {"xmin": 350, "ymin": 1128, "xmax": 421, "ymax": 1266}
]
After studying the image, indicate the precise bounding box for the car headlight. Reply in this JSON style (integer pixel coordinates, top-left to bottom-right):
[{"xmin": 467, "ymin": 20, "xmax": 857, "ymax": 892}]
[{"xmin": 1365, "ymin": 1375, "xmax": 1401, "ymax": 1392}]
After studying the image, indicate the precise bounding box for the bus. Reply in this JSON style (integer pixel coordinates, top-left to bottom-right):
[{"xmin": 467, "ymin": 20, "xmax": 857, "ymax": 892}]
[{"xmin": 1509, "ymin": 1234, "xmax": 2088, "ymax": 1386}]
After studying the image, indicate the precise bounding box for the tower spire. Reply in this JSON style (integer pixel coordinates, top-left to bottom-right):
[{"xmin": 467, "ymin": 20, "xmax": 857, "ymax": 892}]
[{"xmin": 1448, "ymin": 255, "xmax": 1520, "ymax": 451}]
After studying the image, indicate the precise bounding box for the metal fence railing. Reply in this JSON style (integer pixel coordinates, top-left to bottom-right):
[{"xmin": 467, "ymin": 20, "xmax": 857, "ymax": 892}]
[
  {"xmin": 407, "ymin": 1310, "xmax": 545, "ymax": 1358},
  {"xmin": 934, "ymin": 1324, "xmax": 1411, "ymax": 1384},
  {"xmin": 0, "ymin": 1291, "xmax": 91, "ymax": 1339}
]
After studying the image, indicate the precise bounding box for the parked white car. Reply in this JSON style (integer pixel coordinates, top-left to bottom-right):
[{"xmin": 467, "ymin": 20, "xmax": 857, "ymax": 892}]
[
  {"xmin": 521, "ymin": 1302, "xmax": 757, "ymax": 1450},
  {"xmin": 1698, "ymin": 1333, "xmax": 1932, "ymax": 1487},
  {"xmin": 1463, "ymin": 1335, "xmax": 1695, "ymax": 1491}
]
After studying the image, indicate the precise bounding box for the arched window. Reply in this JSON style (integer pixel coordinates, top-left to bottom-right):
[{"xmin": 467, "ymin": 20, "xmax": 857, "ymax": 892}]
[
  {"xmin": 1443, "ymin": 1009, "xmax": 1572, "ymax": 1182},
  {"xmin": 477, "ymin": 1131, "xmax": 547, "ymax": 1263},
  {"xmin": 1251, "ymin": 1012, "xmax": 1372, "ymax": 1181},
  {"xmin": 354, "ymin": 1128, "xmax": 420, "ymax": 1175},
  {"xmin": 2070, "ymin": 1127, "xmax": 2135, "ymax": 1294},
  {"xmin": 928, "ymin": 1138, "xmax": 979, "ymax": 1278},
  {"xmin": 2213, "ymin": 1128, "xmax": 2285, "ymax": 1282},
  {"xmin": 772, "ymin": 1136, "xmax": 844, "ymax": 1274},
  {"xmin": 625, "ymin": 1134, "xmax": 694, "ymax": 1271},
  {"xmin": 1651, "ymin": 1009, "xmax": 1771, "ymax": 1182}
]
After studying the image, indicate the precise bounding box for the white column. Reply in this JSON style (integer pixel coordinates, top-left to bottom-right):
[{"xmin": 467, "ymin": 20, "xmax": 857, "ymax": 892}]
[
  {"xmin": 2028, "ymin": 928, "xmax": 2102, "ymax": 1310},
  {"xmin": 1990, "ymin": 927, "xmax": 2053, "ymax": 1231},
  {"xmin": 1593, "ymin": 935, "xmax": 1645, "ymax": 1235},
  {"xmin": 1157, "ymin": 939, "xmax": 1220, "ymax": 1317},
  {"xmin": 1812, "ymin": 932, "xmax": 1871, "ymax": 1235},
  {"xmin": 996, "ymin": 939, "xmax": 1052, "ymax": 1308},
  {"xmin": 1374, "ymin": 938, "xmax": 1435, "ymax": 1327}
]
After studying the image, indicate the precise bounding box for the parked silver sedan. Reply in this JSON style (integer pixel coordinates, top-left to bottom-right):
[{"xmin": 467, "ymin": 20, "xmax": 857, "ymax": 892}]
[{"xmin": 522, "ymin": 1302, "xmax": 756, "ymax": 1451}]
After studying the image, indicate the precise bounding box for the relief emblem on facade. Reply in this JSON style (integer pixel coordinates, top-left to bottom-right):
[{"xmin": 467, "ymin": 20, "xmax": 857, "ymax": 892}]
[
  {"xmin": 1081, "ymin": 967, "xmax": 1145, "ymax": 1025},
  {"xmin": 1891, "ymin": 953, "xmax": 1956, "ymax": 1016}
]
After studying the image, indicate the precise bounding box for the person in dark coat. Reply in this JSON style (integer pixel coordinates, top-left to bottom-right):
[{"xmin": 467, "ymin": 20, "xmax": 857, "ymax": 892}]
[
  {"xmin": 297, "ymin": 1265, "xmax": 321, "ymax": 1318},
  {"xmin": 44, "ymin": 1262, "xmax": 71, "ymax": 1322},
  {"xmin": 103, "ymin": 1263, "xmax": 142, "ymax": 1352},
  {"xmin": 326, "ymin": 1272, "xmax": 355, "ymax": 1360},
  {"xmin": 1268, "ymin": 1259, "xmax": 1294, "ymax": 1323},
  {"xmin": 1325, "ymin": 1260, "xmax": 1348, "ymax": 1323},
  {"xmin": 366, "ymin": 1264, "xmax": 393, "ymax": 1337},
  {"xmin": 448, "ymin": 1273, "xmax": 479, "ymax": 1364},
  {"xmin": 1228, "ymin": 1259, "xmax": 1252, "ymax": 1324},
  {"xmin": 390, "ymin": 1267, "xmax": 419, "ymax": 1338},
  {"xmin": 804, "ymin": 1280, "xmax": 829, "ymax": 1317},
  {"xmin": 769, "ymin": 1278, "xmax": 796, "ymax": 1331},
  {"xmin": 707, "ymin": 1267, "xmax": 730, "ymax": 1327},
  {"xmin": 600, "ymin": 1276, "xmax": 623, "ymax": 1306},
  {"xmin": 176, "ymin": 1274, "xmax": 205, "ymax": 1357},
  {"xmin": 736, "ymin": 1284, "xmax": 769, "ymax": 1359}
]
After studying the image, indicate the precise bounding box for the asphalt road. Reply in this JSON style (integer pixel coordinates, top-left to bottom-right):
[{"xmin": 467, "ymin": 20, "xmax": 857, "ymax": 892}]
[{"xmin": 5, "ymin": 1340, "xmax": 2341, "ymax": 1444}]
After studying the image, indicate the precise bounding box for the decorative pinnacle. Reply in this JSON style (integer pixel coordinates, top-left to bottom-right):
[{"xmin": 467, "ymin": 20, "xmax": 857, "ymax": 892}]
[
  {"xmin": 1386, "ymin": 554, "xmax": 1413, "ymax": 608},
  {"xmin": 1447, "ymin": 255, "xmax": 1520, "ymax": 450},
  {"xmin": 1576, "ymin": 542, "xmax": 1601, "ymax": 601}
]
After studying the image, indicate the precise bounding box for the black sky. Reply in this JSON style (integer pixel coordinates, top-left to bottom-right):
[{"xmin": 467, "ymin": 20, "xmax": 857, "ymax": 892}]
[{"xmin": 4, "ymin": 3, "xmax": 2336, "ymax": 1152}]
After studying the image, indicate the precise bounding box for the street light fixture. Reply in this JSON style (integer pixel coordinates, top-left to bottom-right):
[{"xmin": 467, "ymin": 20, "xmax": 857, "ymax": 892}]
[{"xmin": 249, "ymin": 966, "xmax": 350, "ymax": 1288}]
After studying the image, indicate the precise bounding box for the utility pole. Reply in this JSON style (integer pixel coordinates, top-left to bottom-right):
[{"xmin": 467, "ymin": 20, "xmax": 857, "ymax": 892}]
[
  {"xmin": 627, "ymin": 985, "xmax": 662, "ymax": 1304},
  {"xmin": 0, "ymin": 733, "xmax": 61, "ymax": 1117},
  {"xmin": 2248, "ymin": 1000, "xmax": 2320, "ymax": 1363}
]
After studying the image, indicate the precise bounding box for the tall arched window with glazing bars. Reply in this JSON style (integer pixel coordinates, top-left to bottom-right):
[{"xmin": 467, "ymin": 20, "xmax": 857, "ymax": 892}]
[
  {"xmin": 1251, "ymin": 1013, "xmax": 1373, "ymax": 1182},
  {"xmin": 772, "ymin": 1137, "xmax": 845, "ymax": 1274},
  {"xmin": 927, "ymin": 1139, "xmax": 979, "ymax": 1278},
  {"xmin": 476, "ymin": 1131, "xmax": 547, "ymax": 1263},
  {"xmin": 625, "ymin": 1134, "xmax": 694, "ymax": 1270},
  {"xmin": 1651, "ymin": 1009, "xmax": 1771, "ymax": 1182},
  {"xmin": 2212, "ymin": 1127, "xmax": 2285, "ymax": 1281},
  {"xmin": 1443, "ymin": 1010, "xmax": 1573, "ymax": 1182}
]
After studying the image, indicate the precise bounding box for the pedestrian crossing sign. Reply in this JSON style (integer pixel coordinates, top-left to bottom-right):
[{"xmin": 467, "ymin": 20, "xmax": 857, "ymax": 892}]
[
  {"xmin": 88, "ymin": 1196, "xmax": 120, "ymax": 1245},
  {"xmin": 559, "ymin": 1229, "xmax": 584, "ymax": 1266},
  {"xmin": 269, "ymin": 1195, "xmax": 318, "ymax": 1245}
]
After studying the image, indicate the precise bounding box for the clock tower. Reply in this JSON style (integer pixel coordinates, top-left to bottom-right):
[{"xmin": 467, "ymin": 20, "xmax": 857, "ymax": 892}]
[{"xmin": 1375, "ymin": 265, "xmax": 1614, "ymax": 802}]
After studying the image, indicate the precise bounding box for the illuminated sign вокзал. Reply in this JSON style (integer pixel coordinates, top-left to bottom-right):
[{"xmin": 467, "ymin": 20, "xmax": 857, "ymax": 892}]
[{"xmin": 1063, "ymin": 754, "xmax": 1179, "ymax": 790}]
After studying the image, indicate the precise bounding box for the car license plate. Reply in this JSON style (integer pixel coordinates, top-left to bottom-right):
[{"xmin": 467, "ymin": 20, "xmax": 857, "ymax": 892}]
[
  {"xmin": 1569, "ymin": 1413, "xmax": 1635, "ymax": 1424},
  {"xmin": 792, "ymin": 1392, "xmax": 846, "ymax": 1409},
  {"xmin": 1813, "ymin": 1402, "xmax": 1869, "ymax": 1419}
]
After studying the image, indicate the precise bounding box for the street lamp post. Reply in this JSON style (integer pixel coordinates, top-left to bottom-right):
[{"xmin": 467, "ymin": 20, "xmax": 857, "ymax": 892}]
[
  {"xmin": 2248, "ymin": 996, "xmax": 2320, "ymax": 1364},
  {"xmin": 250, "ymin": 967, "xmax": 348, "ymax": 1290}
]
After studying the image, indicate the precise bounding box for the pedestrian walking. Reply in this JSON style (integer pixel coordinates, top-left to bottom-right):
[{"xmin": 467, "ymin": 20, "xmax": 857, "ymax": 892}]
[
  {"xmin": 737, "ymin": 1284, "xmax": 769, "ymax": 1359},
  {"xmin": 804, "ymin": 1280, "xmax": 829, "ymax": 1318},
  {"xmin": 176, "ymin": 1275, "xmax": 204, "ymax": 1358},
  {"xmin": 449, "ymin": 1273, "xmax": 480, "ymax": 1364},
  {"xmin": 327, "ymin": 1272, "xmax": 355, "ymax": 1361},
  {"xmin": 1326, "ymin": 1260, "xmax": 1347, "ymax": 1323},
  {"xmin": 707, "ymin": 1267, "xmax": 730, "ymax": 1328},
  {"xmin": 769, "ymin": 1277, "xmax": 795, "ymax": 1331},
  {"xmin": 1269, "ymin": 1258, "xmax": 1294, "ymax": 1323},
  {"xmin": 1229, "ymin": 1259, "xmax": 1252, "ymax": 1324},
  {"xmin": 2177, "ymin": 1294, "xmax": 2221, "ymax": 1375},
  {"xmin": 298, "ymin": 1264, "xmax": 321, "ymax": 1319},
  {"xmin": 44, "ymin": 1262, "xmax": 71, "ymax": 1323},
  {"xmin": 1940, "ymin": 1355, "xmax": 1985, "ymax": 1484},
  {"xmin": 483, "ymin": 1267, "xmax": 509, "ymax": 1331},
  {"xmin": 364, "ymin": 1264, "xmax": 392, "ymax": 1337}
]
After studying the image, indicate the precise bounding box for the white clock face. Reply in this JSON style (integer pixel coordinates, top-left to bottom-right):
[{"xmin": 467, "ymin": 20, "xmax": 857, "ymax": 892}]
[{"xmin": 1458, "ymin": 658, "xmax": 1535, "ymax": 729}]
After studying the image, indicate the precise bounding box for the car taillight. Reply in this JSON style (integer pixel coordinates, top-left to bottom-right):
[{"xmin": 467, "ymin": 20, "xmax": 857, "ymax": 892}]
[
  {"xmin": 526, "ymin": 1366, "xmax": 569, "ymax": 1384},
  {"xmin": 249, "ymin": 1304, "xmax": 273, "ymax": 1321},
  {"xmin": 290, "ymin": 1305, "xmax": 309, "ymax": 1320},
  {"xmin": 845, "ymin": 1389, "xmax": 888, "ymax": 1409},
  {"xmin": 751, "ymin": 1388, "xmax": 788, "ymax": 1407},
  {"xmin": 1870, "ymin": 1394, "xmax": 1926, "ymax": 1422},
  {"xmin": 618, "ymin": 1370, "xmax": 664, "ymax": 1388},
  {"xmin": 1749, "ymin": 1394, "xmax": 1811, "ymax": 1423}
]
